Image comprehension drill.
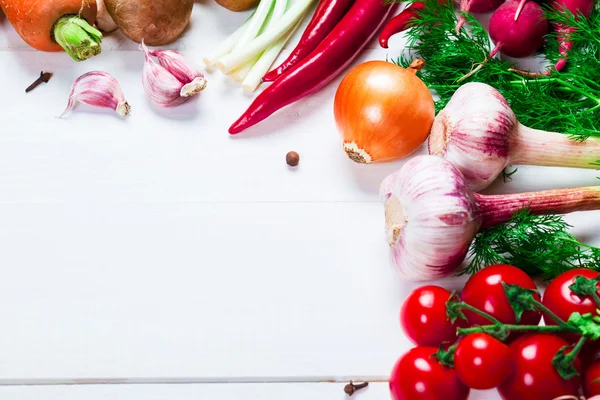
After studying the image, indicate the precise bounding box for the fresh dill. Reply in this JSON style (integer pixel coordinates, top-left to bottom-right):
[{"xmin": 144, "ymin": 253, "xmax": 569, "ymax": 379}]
[
  {"xmin": 465, "ymin": 209, "xmax": 600, "ymax": 280},
  {"xmin": 396, "ymin": 0, "xmax": 600, "ymax": 140}
]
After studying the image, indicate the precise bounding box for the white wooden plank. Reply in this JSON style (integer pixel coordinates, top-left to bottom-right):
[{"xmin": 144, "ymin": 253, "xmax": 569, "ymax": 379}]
[
  {"xmin": 0, "ymin": 383, "xmax": 498, "ymax": 400},
  {"xmin": 0, "ymin": 202, "xmax": 411, "ymax": 380},
  {"xmin": 0, "ymin": 48, "xmax": 596, "ymax": 204},
  {"xmin": 0, "ymin": 0, "xmax": 597, "ymax": 393}
]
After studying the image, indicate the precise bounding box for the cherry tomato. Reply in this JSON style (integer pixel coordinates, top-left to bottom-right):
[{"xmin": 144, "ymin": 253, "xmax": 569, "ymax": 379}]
[
  {"xmin": 542, "ymin": 268, "xmax": 600, "ymax": 327},
  {"xmin": 400, "ymin": 285, "xmax": 458, "ymax": 346},
  {"xmin": 454, "ymin": 333, "xmax": 513, "ymax": 390},
  {"xmin": 581, "ymin": 340, "xmax": 600, "ymax": 369},
  {"xmin": 389, "ymin": 346, "xmax": 470, "ymax": 400},
  {"xmin": 461, "ymin": 264, "xmax": 541, "ymax": 326},
  {"xmin": 584, "ymin": 360, "xmax": 600, "ymax": 397},
  {"xmin": 498, "ymin": 334, "xmax": 581, "ymax": 400}
]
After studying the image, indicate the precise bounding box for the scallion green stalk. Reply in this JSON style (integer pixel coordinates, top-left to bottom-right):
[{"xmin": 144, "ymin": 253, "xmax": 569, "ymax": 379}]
[
  {"xmin": 243, "ymin": 18, "xmax": 302, "ymax": 92},
  {"xmin": 217, "ymin": 0, "xmax": 315, "ymax": 73}
]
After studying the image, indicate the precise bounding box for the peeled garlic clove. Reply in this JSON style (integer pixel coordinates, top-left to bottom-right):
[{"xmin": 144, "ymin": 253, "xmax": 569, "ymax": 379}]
[
  {"xmin": 141, "ymin": 42, "xmax": 207, "ymax": 108},
  {"xmin": 59, "ymin": 71, "xmax": 130, "ymax": 117}
]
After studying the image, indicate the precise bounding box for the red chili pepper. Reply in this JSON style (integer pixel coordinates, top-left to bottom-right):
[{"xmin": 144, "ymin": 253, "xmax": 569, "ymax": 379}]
[
  {"xmin": 229, "ymin": 0, "xmax": 396, "ymax": 135},
  {"xmin": 379, "ymin": 2, "xmax": 425, "ymax": 49},
  {"xmin": 262, "ymin": 0, "xmax": 355, "ymax": 82}
]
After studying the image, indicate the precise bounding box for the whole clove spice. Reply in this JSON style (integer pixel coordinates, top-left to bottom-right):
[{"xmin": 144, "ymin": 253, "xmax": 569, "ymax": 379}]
[
  {"xmin": 344, "ymin": 381, "xmax": 369, "ymax": 396},
  {"xmin": 26, "ymin": 71, "xmax": 52, "ymax": 93}
]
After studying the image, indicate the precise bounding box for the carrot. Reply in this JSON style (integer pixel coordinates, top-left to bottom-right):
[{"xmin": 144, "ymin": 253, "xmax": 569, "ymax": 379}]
[{"xmin": 0, "ymin": 0, "xmax": 102, "ymax": 61}]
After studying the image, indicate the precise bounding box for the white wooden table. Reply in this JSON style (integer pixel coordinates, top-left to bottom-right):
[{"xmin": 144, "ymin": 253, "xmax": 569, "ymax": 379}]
[{"xmin": 0, "ymin": 2, "xmax": 598, "ymax": 399}]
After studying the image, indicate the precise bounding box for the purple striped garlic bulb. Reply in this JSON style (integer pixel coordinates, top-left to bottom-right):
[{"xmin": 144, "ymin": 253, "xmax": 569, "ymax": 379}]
[
  {"xmin": 381, "ymin": 155, "xmax": 600, "ymax": 281},
  {"xmin": 429, "ymin": 82, "xmax": 600, "ymax": 192}
]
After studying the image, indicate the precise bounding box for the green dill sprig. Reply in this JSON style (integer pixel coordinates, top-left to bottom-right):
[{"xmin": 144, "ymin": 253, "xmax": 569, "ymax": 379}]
[
  {"xmin": 396, "ymin": 0, "xmax": 600, "ymax": 140},
  {"xmin": 465, "ymin": 209, "xmax": 600, "ymax": 280}
]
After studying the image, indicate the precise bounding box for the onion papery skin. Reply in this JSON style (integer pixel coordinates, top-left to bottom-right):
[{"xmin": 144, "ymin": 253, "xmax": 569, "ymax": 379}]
[{"xmin": 334, "ymin": 60, "xmax": 435, "ymax": 164}]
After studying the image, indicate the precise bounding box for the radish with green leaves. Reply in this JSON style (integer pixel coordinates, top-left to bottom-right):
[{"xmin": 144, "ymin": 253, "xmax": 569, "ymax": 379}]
[
  {"xmin": 456, "ymin": 0, "xmax": 504, "ymax": 33},
  {"xmin": 489, "ymin": 0, "xmax": 549, "ymax": 58},
  {"xmin": 514, "ymin": 0, "xmax": 594, "ymax": 75},
  {"xmin": 547, "ymin": 0, "xmax": 593, "ymax": 72}
]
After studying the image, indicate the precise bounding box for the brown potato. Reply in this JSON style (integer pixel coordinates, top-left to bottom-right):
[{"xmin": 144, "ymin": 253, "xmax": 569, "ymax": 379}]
[
  {"xmin": 104, "ymin": 0, "xmax": 194, "ymax": 46},
  {"xmin": 215, "ymin": 0, "xmax": 259, "ymax": 12}
]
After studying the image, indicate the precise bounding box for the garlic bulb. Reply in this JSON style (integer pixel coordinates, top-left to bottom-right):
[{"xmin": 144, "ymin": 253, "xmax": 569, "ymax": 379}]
[
  {"xmin": 381, "ymin": 156, "xmax": 480, "ymax": 281},
  {"xmin": 59, "ymin": 71, "xmax": 130, "ymax": 117},
  {"xmin": 141, "ymin": 42, "xmax": 207, "ymax": 108},
  {"xmin": 381, "ymin": 155, "xmax": 600, "ymax": 281},
  {"xmin": 429, "ymin": 82, "xmax": 600, "ymax": 191}
]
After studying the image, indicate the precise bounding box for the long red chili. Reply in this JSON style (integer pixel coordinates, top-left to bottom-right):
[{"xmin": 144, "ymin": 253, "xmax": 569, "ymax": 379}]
[
  {"xmin": 229, "ymin": 0, "xmax": 396, "ymax": 134},
  {"xmin": 379, "ymin": 2, "xmax": 425, "ymax": 48},
  {"xmin": 262, "ymin": 0, "xmax": 355, "ymax": 82}
]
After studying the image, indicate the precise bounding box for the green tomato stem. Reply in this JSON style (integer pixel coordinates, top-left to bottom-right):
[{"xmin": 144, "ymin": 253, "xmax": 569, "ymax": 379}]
[
  {"xmin": 592, "ymin": 292, "xmax": 600, "ymax": 309},
  {"xmin": 458, "ymin": 324, "xmax": 579, "ymax": 336},
  {"xmin": 456, "ymin": 302, "xmax": 503, "ymax": 326},
  {"xmin": 571, "ymin": 336, "xmax": 587, "ymax": 359},
  {"xmin": 530, "ymin": 299, "xmax": 573, "ymax": 328},
  {"xmin": 53, "ymin": 15, "xmax": 103, "ymax": 62}
]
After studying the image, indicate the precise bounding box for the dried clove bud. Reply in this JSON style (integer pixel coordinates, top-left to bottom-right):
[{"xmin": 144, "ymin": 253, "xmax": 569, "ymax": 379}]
[
  {"xmin": 344, "ymin": 381, "xmax": 369, "ymax": 396},
  {"xmin": 26, "ymin": 71, "xmax": 52, "ymax": 93}
]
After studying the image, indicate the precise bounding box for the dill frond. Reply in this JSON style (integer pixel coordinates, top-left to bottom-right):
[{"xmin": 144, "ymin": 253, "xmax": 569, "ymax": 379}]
[{"xmin": 396, "ymin": 0, "xmax": 600, "ymax": 140}]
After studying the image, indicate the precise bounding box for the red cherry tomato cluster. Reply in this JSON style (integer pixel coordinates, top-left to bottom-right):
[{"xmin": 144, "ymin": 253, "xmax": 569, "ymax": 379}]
[{"xmin": 389, "ymin": 265, "xmax": 600, "ymax": 400}]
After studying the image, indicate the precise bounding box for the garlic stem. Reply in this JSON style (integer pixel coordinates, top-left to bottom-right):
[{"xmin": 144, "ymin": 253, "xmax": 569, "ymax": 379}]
[
  {"xmin": 217, "ymin": 0, "xmax": 315, "ymax": 73},
  {"xmin": 476, "ymin": 186, "xmax": 600, "ymax": 229},
  {"xmin": 203, "ymin": 14, "xmax": 255, "ymax": 67},
  {"xmin": 512, "ymin": 125, "xmax": 600, "ymax": 168}
]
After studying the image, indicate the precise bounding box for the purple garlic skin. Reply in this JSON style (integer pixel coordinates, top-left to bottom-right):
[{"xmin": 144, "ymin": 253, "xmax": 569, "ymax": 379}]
[
  {"xmin": 428, "ymin": 82, "xmax": 600, "ymax": 192},
  {"xmin": 428, "ymin": 82, "xmax": 517, "ymax": 192},
  {"xmin": 59, "ymin": 71, "xmax": 130, "ymax": 117},
  {"xmin": 380, "ymin": 155, "xmax": 481, "ymax": 281},
  {"xmin": 142, "ymin": 42, "xmax": 207, "ymax": 108}
]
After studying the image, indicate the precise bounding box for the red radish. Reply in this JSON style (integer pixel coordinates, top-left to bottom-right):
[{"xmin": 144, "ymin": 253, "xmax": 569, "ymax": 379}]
[
  {"xmin": 549, "ymin": 0, "xmax": 593, "ymax": 71},
  {"xmin": 489, "ymin": 0, "xmax": 549, "ymax": 58},
  {"xmin": 512, "ymin": 0, "xmax": 594, "ymax": 75},
  {"xmin": 456, "ymin": 0, "xmax": 504, "ymax": 33}
]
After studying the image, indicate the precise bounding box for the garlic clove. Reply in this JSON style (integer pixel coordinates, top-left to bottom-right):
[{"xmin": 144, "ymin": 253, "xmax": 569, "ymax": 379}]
[
  {"xmin": 150, "ymin": 49, "xmax": 204, "ymax": 85},
  {"xmin": 141, "ymin": 42, "xmax": 207, "ymax": 108},
  {"xmin": 59, "ymin": 71, "xmax": 130, "ymax": 117}
]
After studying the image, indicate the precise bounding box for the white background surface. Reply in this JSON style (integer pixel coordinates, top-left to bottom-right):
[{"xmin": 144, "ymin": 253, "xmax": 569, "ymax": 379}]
[{"xmin": 0, "ymin": 1, "xmax": 598, "ymax": 399}]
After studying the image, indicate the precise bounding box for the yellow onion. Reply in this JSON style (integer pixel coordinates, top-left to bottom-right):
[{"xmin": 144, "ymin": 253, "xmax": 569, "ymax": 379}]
[{"xmin": 334, "ymin": 59, "xmax": 435, "ymax": 164}]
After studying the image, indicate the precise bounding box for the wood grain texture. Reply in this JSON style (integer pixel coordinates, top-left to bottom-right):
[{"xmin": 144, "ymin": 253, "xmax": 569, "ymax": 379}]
[
  {"xmin": 0, "ymin": 383, "xmax": 500, "ymax": 400},
  {"xmin": 0, "ymin": 4, "xmax": 597, "ymax": 400}
]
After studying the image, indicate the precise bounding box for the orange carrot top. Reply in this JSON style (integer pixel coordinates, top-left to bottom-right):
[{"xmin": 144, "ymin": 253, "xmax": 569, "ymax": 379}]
[{"xmin": 0, "ymin": 0, "xmax": 102, "ymax": 61}]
